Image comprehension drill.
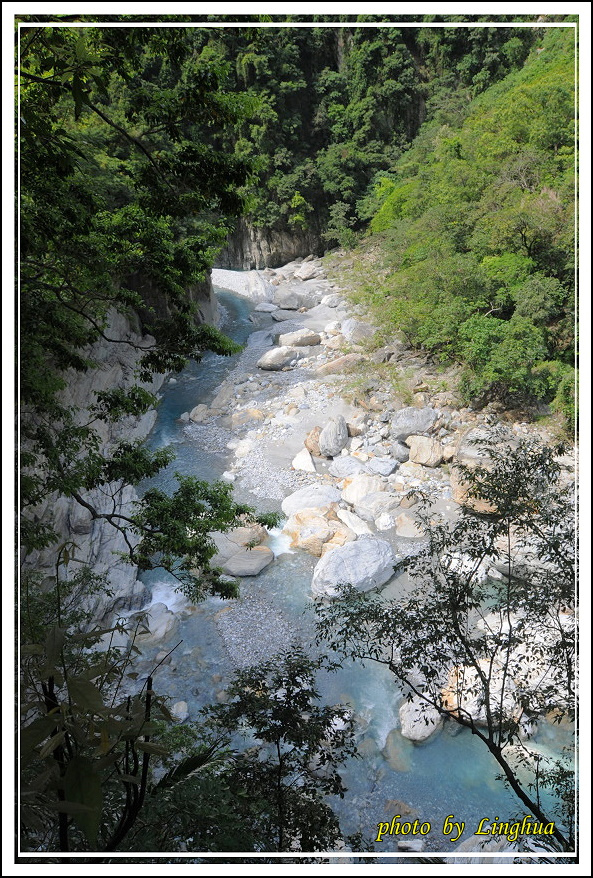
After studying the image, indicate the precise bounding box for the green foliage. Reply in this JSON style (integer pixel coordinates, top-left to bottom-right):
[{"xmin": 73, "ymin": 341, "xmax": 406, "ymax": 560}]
[
  {"xmin": 458, "ymin": 314, "xmax": 548, "ymax": 399},
  {"xmin": 549, "ymin": 365, "xmax": 576, "ymax": 433},
  {"xmin": 201, "ymin": 648, "xmax": 358, "ymax": 853},
  {"xmin": 117, "ymin": 649, "xmax": 360, "ymax": 855},
  {"xmin": 131, "ymin": 475, "xmax": 277, "ymax": 600},
  {"xmin": 185, "ymin": 23, "xmax": 537, "ymax": 243},
  {"xmin": 316, "ymin": 436, "xmax": 575, "ymax": 851},
  {"xmin": 356, "ymin": 25, "xmax": 575, "ymax": 417},
  {"xmin": 322, "ymin": 201, "xmax": 358, "ymax": 249},
  {"xmin": 18, "ymin": 26, "xmax": 257, "ymax": 562}
]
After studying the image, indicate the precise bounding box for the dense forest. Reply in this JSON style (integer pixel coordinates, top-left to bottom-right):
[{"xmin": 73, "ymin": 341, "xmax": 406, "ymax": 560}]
[{"xmin": 17, "ymin": 13, "xmax": 577, "ymax": 860}]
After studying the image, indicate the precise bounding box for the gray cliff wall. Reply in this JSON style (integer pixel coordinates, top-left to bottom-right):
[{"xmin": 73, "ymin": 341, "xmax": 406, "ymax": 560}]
[
  {"xmin": 215, "ymin": 219, "xmax": 322, "ymax": 270},
  {"xmin": 23, "ymin": 273, "xmax": 221, "ymax": 622},
  {"xmin": 127, "ymin": 272, "xmax": 219, "ymax": 327},
  {"xmin": 23, "ymin": 309, "xmax": 169, "ymax": 622}
]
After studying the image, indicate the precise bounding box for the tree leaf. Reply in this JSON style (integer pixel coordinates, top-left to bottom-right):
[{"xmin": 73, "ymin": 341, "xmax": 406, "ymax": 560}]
[
  {"xmin": 68, "ymin": 677, "xmax": 105, "ymax": 713},
  {"xmin": 45, "ymin": 626, "xmax": 67, "ymax": 667},
  {"xmin": 38, "ymin": 731, "xmax": 66, "ymax": 760},
  {"xmin": 135, "ymin": 741, "xmax": 169, "ymax": 756},
  {"xmin": 63, "ymin": 756, "xmax": 102, "ymax": 846}
]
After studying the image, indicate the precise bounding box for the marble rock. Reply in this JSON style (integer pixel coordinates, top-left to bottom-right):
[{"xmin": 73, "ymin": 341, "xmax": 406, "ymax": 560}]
[
  {"xmin": 391, "ymin": 406, "xmax": 437, "ymax": 442},
  {"xmin": 336, "ymin": 508, "xmax": 374, "ymax": 536},
  {"xmin": 398, "ymin": 697, "xmax": 444, "ymax": 742},
  {"xmin": 341, "ymin": 474, "xmax": 386, "ymax": 506},
  {"xmin": 222, "ymin": 546, "xmax": 274, "ymax": 576},
  {"xmin": 311, "ymin": 537, "xmax": 397, "ymax": 599},
  {"xmin": 281, "ymin": 484, "xmax": 342, "ymax": 517},
  {"xmin": 171, "ymin": 701, "xmax": 189, "ymax": 723},
  {"xmin": 328, "ymin": 456, "xmax": 368, "ymax": 478},
  {"xmin": 136, "ymin": 602, "xmax": 180, "ymax": 644},
  {"xmin": 257, "ymin": 346, "xmax": 304, "ymax": 371},
  {"xmin": 292, "ymin": 447, "xmax": 317, "ymax": 472},
  {"xmin": 366, "ymin": 456, "xmax": 398, "ymax": 476},
  {"xmin": 407, "ymin": 435, "xmax": 444, "ymax": 468},
  {"xmin": 319, "ymin": 415, "xmax": 349, "ymax": 457},
  {"xmin": 278, "ymin": 328, "xmax": 321, "ymax": 347},
  {"xmin": 354, "ymin": 492, "xmax": 401, "ymax": 523}
]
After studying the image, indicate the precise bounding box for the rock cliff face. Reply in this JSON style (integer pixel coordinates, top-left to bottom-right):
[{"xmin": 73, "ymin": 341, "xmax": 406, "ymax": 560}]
[
  {"xmin": 22, "ymin": 268, "xmax": 222, "ymax": 622},
  {"xmin": 215, "ymin": 219, "xmax": 323, "ymax": 270},
  {"xmin": 22, "ymin": 308, "xmax": 169, "ymax": 622},
  {"xmin": 128, "ymin": 272, "xmax": 218, "ymax": 327}
]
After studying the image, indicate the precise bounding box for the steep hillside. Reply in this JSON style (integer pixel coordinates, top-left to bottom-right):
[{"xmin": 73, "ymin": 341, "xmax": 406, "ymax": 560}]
[{"xmin": 339, "ymin": 25, "xmax": 576, "ymax": 424}]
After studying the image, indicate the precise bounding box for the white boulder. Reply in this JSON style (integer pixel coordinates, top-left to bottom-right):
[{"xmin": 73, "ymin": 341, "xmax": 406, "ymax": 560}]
[
  {"xmin": 278, "ymin": 328, "xmax": 321, "ymax": 347},
  {"xmin": 291, "ymin": 447, "xmax": 317, "ymax": 472},
  {"xmin": 407, "ymin": 435, "xmax": 444, "ymax": 468},
  {"xmin": 222, "ymin": 546, "xmax": 274, "ymax": 576},
  {"xmin": 311, "ymin": 537, "xmax": 397, "ymax": 599},
  {"xmin": 336, "ymin": 508, "xmax": 374, "ymax": 536},
  {"xmin": 257, "ymin": 346, "xmax": 304, "ymax": 370},
  {"xmin": 281, "ymin": 485, "xmax": 341, "ymax": 517},
  {"xmin": 399, "ymin": 697, "xmax": 444, "ymax": 742},
  {"xmin": 136, "ymin": 602, "xmax": 180, "ymax": 644},
  {"xmin": 342, "ymin": 474, "xmax": 387, "ymax": 506}
]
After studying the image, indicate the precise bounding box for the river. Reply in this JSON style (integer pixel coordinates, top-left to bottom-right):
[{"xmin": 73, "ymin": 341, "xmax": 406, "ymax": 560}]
[{"xmin": 132, "ymin": 285, "xmax": 570, "ymax": 858}]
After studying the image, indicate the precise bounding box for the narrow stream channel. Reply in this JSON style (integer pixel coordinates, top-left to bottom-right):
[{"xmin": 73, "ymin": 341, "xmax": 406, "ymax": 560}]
[{"xmin": 132, "ymin": 286, "xmax": 570, "ymax": 856}]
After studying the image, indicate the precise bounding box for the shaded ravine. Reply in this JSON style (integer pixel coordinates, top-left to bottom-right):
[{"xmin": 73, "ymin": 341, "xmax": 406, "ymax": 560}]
[{"xmin": 130, "ymin": 285, "xmax": 570, "ymax": 856}]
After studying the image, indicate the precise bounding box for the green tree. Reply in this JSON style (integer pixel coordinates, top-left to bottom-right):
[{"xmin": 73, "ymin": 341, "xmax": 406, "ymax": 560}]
[
  {"xmin": 16, "ymin": 24, "xmax": 276, "ymax": 855},
  {"xmin": 20, "ymin": 557, "xmax": 232, "ymax": 854},
  {"xmin": 351, "ymin": 24, "xmax": 575, "ymax": 419},
  {"xmin": 202, "ymin": 648, "xmax": 358, "ymax": 853},
  {"xmin": 18, "ymin": 24, "xmax": 268, "ymax": 594},
  {"xmin": 316, "ymin": 436, "xmax": 575, "ymax": 852},
  {"xmin": 118, "ymin": 649, "xmax": 361, "ymax": 855}
]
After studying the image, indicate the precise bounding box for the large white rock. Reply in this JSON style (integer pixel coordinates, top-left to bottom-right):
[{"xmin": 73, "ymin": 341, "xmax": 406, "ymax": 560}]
[
  {"xmin": 189, "ymin": 403, "xmax": 210, "ymax": 423},
  {"xmin": 293, "ymin": 261, "xmax": 321, "ymax": 281},
  {"xmin": 407, "ymin": 435, "xmax": 444, "ymax": 468},
  {"xmin": 257, "ymin": 346, "xmax": 304, "ymax": 370},
  {"xmin": 291, "ymin": 447, "xmax": 317, "ymax": 472},
  {"xmin": 318, "ymin": 416, "xmax": 349, "ymax": 457},
  {"xmin": 328, "ymin": 456, "xmax": 368, "ymax": 478},
  {"xmin": 340, "ymin": 317, "xmax": 376, "ymax": 342},
  {"xmin": 283, "ymin": 510, "xmax": 355, "ymax": 557},
  {"xmin": 354, "ymin": 492, "xmax": 401, "ymax": 523},
  {"xmin": 367, "ymin": 457, "xmax": 399, "ymax": 476},
  {"xmin": 283, "ymin": 510, "xmax": 333, "ymax": 556},
  {"xmin": 210, "ymin": 525, "xmax": 267, "ymax": 562},
  {"xmin": 278, "ymin": 328, "xmax": 321, "ymax": 347},
  {"xmin": 222, "ymin": 546, "xmax": 274, "ymax": 576},
  {"xmin": 336, "ymin": 508, "xmax": 374, "ymax": 536},
  {"xmin": 136, "ymin": 602, "xmax": 180, "ymax": 644},
  {"xmin": 311, "ymin": 537, "xmax": 397, "ymax": 599},
  {"xmin": 171, "ymin": 701, "xmax": 189, "ymax": 723},
  {"xmin": 281, "ymin": 484, "xmax": 341, "ymax": 517},
  {"xmin": 320, "ymin": 293, "xmax": 344, "ymax": 308},
  {"xmin": 341, "ymin": 474, "xmax": 387, "ymax": 506},
  {"xmin": 399, "ymin": 697, "xmax": 444, "ymax": 742}
]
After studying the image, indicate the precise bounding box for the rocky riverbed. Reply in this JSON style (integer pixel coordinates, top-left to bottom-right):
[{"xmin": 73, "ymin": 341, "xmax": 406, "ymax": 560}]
[
  {"xmin": 185, "ymin": 258, "xmax": 572, "ymax": 596},
  {"xmin": 117, "ymin": 255, "xmax": 575, "ymax": 856}
]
